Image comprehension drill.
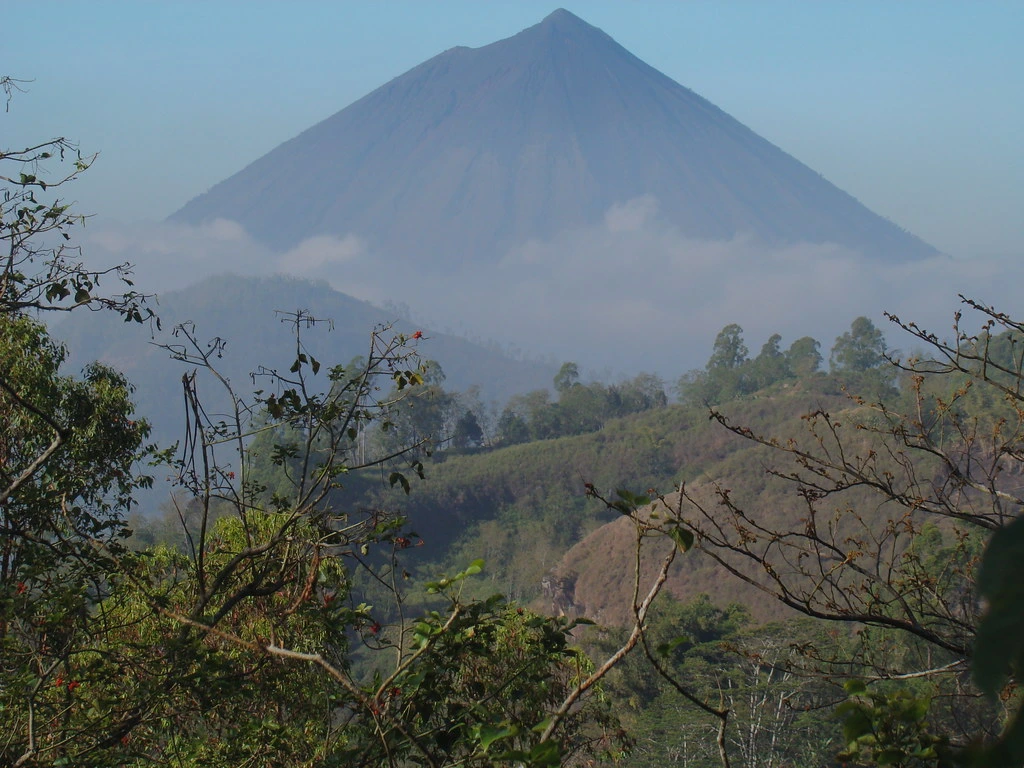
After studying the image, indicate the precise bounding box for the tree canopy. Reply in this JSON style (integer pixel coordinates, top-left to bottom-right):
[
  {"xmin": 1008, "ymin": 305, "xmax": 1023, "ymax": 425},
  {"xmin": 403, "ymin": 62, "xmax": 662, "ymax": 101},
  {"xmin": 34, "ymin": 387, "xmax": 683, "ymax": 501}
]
[{"xmin": 830, "ymin": 315, "xmax": 887, "ymax": 372}]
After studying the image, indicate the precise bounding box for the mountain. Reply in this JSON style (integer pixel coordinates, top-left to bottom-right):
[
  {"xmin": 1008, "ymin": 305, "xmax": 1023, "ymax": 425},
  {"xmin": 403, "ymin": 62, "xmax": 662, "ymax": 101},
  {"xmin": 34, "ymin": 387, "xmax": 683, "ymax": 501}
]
[
  {"xmin": 57, "ymin": 274, "xmax": 556, "ymax": 449},
  {"xmin": 172, "ymin": 8, "xmax": 939, "ymax": 264}
]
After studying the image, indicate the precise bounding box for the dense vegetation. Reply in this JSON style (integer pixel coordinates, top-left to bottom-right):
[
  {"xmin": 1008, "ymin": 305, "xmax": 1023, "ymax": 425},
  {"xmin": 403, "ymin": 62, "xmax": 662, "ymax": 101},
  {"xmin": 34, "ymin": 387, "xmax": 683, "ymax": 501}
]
[{"xmin": 4, "ymin": 82, "xmax": 1024, "ymax": 766}]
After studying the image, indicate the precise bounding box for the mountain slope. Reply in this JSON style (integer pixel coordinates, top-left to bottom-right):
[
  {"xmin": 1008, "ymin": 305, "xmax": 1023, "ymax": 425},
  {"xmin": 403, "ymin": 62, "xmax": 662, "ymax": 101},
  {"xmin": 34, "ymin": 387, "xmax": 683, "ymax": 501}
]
[
  {"xmin": 172, "ymin": 9, "xmax": 938, "ymax": 264},
  {"xmin": 349, "ymin": 380, "xmax": 863, "ymax": 624},
  {"xmin": 58, "ymin": 274, "xmax": 555, "ymax": 448}
]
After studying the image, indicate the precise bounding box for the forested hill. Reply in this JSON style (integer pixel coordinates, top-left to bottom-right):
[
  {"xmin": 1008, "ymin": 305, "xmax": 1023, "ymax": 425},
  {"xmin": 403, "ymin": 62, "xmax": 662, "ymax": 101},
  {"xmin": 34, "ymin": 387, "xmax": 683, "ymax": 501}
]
[
  {"xmin": 289, "ymin": 313, "xmax": 1017, "ymax": 635},
  {"xmin": 264, "ymin": 317, "xmax": 909, "ymax": 627},
  {"xmin": 349, "ymin": 378, "xmax": 852, "ymax": 625},
  {"xmin": 116, "ymin": 310, "xmax": 1024, "ymax": 765},
  {"xmin": 55, "ymin": 273, "xmax": 555, "ymax": 450}
]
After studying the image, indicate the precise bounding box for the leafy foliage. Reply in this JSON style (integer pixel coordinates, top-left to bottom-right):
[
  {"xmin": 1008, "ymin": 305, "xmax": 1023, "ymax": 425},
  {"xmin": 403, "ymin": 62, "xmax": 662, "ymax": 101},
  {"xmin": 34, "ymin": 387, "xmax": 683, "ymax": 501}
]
[
  {"xmin": 1, "ymin": 78, "xmax": 150, "ymax": 323},
  {"xmin": 674, "ymin": 299, "xmax": 1024, "ymax": 763},
  {"xmin": 0, "ymin": 103, "xmax": 157, "ymax": 763},
  {"xmin": 837, "ymin": 679, "xmax": 953, "ymax": 767},
  {"xmin": 0, "ymin": 316, "xmax": 153, "ymax": 766},
  {"xmin": 496, "ymin": 368, "xmax": 668, "ymax": 446}
]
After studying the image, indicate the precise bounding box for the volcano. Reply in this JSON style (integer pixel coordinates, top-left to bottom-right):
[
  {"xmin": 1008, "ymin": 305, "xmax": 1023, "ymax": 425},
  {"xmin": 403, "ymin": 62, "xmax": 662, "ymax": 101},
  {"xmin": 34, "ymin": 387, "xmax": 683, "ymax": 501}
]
[{"xmin": 171, "ymin": 9, "xmax": 939, "ymax": 264}]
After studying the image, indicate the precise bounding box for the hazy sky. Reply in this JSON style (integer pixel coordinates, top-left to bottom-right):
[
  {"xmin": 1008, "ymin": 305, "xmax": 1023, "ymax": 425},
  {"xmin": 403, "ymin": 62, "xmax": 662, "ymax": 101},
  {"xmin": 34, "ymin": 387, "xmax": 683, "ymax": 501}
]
[{"xmin": 5, "ymin": 1, "xmax": 1021, "ymax": 261}]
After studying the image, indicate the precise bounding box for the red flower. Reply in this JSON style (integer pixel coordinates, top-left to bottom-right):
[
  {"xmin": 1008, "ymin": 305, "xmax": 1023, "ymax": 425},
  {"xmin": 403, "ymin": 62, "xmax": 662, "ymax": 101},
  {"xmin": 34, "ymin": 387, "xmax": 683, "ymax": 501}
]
[
  {"xmin": 67, "ymin": 680, "xmax": 80, "ymax": 692},
  {"xmin": 16, "ymin": 582, "xmax": 26, "ymax": 595},
  {"xmin": 226, "ymin": 471, "xmax": 236, "ymax": 480},
  {"xmin": 411, "ymin": 330, "xmax": 423, "ymax": 340},
  {"xmin": 369, "ymin": 621, "xmax": 381, "ymax": 635},
  {"xmin": 54, "ymin": 676, "xmax": 64, "ymax": 687}
]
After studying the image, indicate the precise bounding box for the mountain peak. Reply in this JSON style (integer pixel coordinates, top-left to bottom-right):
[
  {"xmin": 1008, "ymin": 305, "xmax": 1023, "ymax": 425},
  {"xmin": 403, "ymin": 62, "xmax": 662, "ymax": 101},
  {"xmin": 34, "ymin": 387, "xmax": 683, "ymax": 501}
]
[
  {"xmin": 524, "ymin": 7, "xmax": 612, "ymax": 47},
  {"xmin": 539, "ymin": 8, "xmax": 589, "ymax": 29},
  {"xmin": 172, "ymin": 10, "xmax": 939, "ymax": 263},
  {"xmin": 543, "ymin": 8, "xmax": 576, "ymax": 20}
]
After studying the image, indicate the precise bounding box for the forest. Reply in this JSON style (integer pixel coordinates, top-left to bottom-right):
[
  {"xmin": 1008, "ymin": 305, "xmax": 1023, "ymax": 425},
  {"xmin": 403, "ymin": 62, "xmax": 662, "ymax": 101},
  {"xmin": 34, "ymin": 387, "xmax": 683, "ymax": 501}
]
[{"xmin": 4, "ymin": 87, "xmax": 1024, "ymax": 767}]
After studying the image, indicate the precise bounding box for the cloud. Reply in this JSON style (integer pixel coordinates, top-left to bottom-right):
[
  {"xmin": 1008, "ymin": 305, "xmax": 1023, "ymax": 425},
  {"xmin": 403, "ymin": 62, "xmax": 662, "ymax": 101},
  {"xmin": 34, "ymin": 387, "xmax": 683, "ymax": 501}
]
[
  {"xmin": 83, "ymin": 218, "xmax": 274, "ymax": 288},
  {"xmin": 280, "ymin": 234, "xmax": 366, "ymax": 273},
  {"xmin": 78, "ymin": 206, "xmax": 1024, "ymax": 381},
  {"xmin": 604, "ymin": 195, "xmax": 660, "ymax": 233},
  {"xmin": 354, "ymin": 199, "xmax": 1022, "ymax": 376}
]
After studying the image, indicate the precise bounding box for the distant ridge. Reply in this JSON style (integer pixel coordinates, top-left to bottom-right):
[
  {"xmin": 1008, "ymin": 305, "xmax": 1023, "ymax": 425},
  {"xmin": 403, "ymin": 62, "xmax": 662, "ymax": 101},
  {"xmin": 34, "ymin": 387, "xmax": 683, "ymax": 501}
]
[
  {"xmin": 59, "ymin": 274, "xmax": 556, "ymax": 446},
  {"xmin": 172, "ymin": 8, "xmax": 939, "ymax": 264}
]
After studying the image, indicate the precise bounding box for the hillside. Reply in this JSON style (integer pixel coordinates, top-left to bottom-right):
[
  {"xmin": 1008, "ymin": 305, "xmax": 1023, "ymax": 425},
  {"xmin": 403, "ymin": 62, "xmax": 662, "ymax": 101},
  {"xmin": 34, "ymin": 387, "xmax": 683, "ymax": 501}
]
[
  {"xmin": 56, "ymin": 274, "xmax": 555, "ymax": 449},
  {"xmin": 350, "ymin": 377, "xmax": 863, "ymax": 624}
]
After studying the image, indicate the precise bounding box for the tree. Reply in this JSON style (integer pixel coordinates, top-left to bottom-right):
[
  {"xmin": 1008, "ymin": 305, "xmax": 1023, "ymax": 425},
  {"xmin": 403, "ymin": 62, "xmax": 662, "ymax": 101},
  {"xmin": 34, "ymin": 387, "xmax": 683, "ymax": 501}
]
[
  {"xmin": 554, "ymin": 361, "xmax": 581, "ymax": 394},
  {"xmin": 379, "ymin": 358, "xmax": 456, "ymax": 453},
  {"xmin": 506, "ymin": 389, "xmax": 563, "ymax": 441},
  {"xmin": 41, "ymin": 313, "xmax": 610, "ymax": 766},
  {"xmin": 1, "ymin": 87, "xmax": 156, "ymax": 766},
  {"xmin": 0, "ymin": 316, "xmax": 151, "ymax": 767},
  {"xmin": 749, "ymin": 333, "xmax": 791, "ymax": 390},
  {"xmin": 2, "ymin": 98, "xmax": 638, "ymax": 765},
  {"xmin": 830, "ymin": 316, "xmax": 887, "ymax": 372},
  {"xmin": 558, "ymin": 382, "xmax": 611, "ymax": 435},
  {"xmin": 608, "ymin": 597, "xmax": 839, "ymax": 768},
  {"xmin": 496, "ymin": 405, "xmax": 531, "ymax": 446},
  {"xmin": 690, "ymin": 324, "xmax": 753, "ymax": 405},
  {"xmin": 1, "ymin": 78, "xmax": 149, "ymax": 323},
  {"xmin": 708, "ymin": 324, "xmax": 749, "ymax": 372},
  {"xmin": 675, "ymin": 298, "xmax": 1024, "ymax": 760},
  {"xmin": 452, "ymin": 408, "xmax": 484, "ymax": 448},
  {"xmin": 455, "ymin": 384, "xmax": 494, "ymax": 447},
  {"xmin": 786, "ymin": 335, "xmax": 822, "ymax": 377},
  {"xmin": 609, "ymin": 372, "xmax": 668, "ymax": 415}
]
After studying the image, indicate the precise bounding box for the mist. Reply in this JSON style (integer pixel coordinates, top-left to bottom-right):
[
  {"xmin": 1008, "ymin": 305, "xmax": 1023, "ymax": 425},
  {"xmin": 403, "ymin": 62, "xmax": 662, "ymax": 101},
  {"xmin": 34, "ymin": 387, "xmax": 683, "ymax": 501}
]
[{"xmin": 81, "ymin": 198, "xmax": 1018, "ymax": 381}]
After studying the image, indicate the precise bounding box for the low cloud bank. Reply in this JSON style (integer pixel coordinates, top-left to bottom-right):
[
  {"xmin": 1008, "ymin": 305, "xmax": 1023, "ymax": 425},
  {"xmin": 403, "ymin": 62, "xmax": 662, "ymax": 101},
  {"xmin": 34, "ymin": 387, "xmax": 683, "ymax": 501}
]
[{"xmin": 83, "ymin": 204, "xmax": 1021, "ymax": 377}]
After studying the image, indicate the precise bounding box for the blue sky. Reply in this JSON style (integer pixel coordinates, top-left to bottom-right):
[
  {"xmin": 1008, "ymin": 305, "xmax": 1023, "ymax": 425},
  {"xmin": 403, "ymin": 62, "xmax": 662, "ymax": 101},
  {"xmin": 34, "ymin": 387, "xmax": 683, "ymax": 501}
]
[{"xmin": 4, "ymin": 1, "xmax": 1022, "ymax": 260}]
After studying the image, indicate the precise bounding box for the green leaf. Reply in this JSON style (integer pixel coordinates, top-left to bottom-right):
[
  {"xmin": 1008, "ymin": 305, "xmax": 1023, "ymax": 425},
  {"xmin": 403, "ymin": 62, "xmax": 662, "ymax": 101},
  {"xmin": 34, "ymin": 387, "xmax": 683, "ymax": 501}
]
[
  {"xmin": 531, "ymin": 716, "xmax": 554, "ymax": 734},
  {"xmin": 844, "ymin": 678, "xmax": 867, "ymax": 695},
  {"xmin": 388, "ymin": 472, "xmax": 411, "ymax": 494},
  {"xmin": 656, "ymin": 636, "xmax": 690, "ymax": 656},
  {"xmin": 611, "ymin": 501, "xmax": 632, "ymax": 515},
  {"xmin": 667, "ymin": 525, "xmax": 694, "ymax": 552},
  {"xmin": 972, "ymin": 516, "xmax": 1024, "ymax": 765},
  {"xmin": 477, "ymin": 723, "xmax": 518, "ymax": 751},
  {"xmin": 876, "ymin": 748, "xmax": 905, "ymax": 765},
  {"xmin": 46, "ymin": 282, "xmax": 70, "ymax": 301},
  {"xmin": 840, "ymin": 707, "xmax": 874, "ymax": 742},
  {"xmin": 529, "ymin": 739, "xmax": 562, "ymax": 766},
  {"xmin": 615, "ymin": 488, "xmax": 650, "ymax": 507},
  {"xmin": 974, "ymin": 516, "xmax": 1024, "ymax": 696},
  {"xmin": 265, "ymin": 395, "xmax": 283, "ymax": 418},
  {"xmin": 896, "ymin": 696, "xmax": 929, "ymax": 723}
]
